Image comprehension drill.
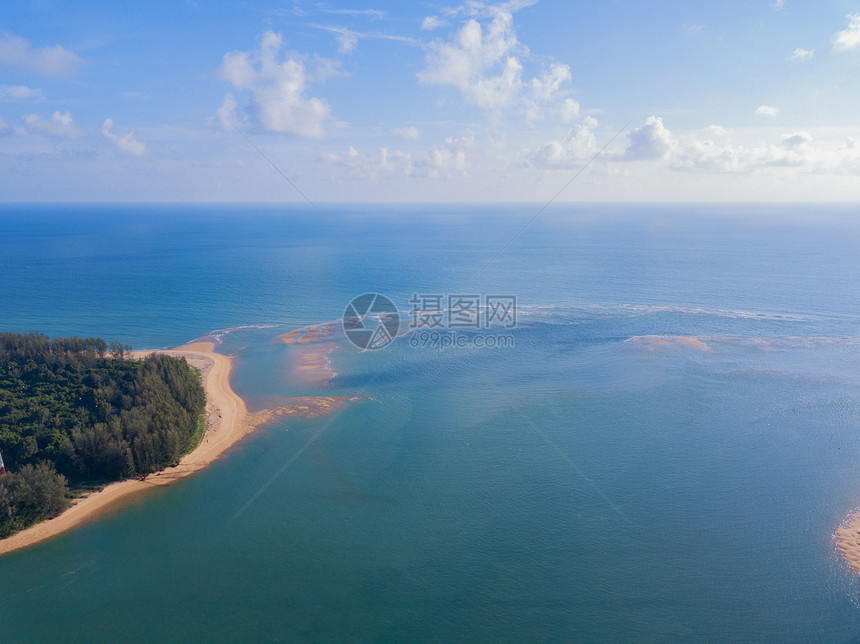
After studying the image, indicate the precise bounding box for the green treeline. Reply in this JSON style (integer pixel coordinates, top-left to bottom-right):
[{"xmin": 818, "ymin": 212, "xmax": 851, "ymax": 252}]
[{"xmin": 0, "ymin": 332, "xmax": 206, "ymax": 538}]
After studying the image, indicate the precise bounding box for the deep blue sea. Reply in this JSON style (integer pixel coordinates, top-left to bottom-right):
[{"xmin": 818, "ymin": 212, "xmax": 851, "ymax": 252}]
[{"xmin": 1, "ymin": 203, "xmax": 860, "ymax": 641}]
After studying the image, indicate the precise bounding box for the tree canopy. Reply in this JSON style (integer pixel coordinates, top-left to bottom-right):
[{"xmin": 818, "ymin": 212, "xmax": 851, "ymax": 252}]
[{"xmin": 0, "ymin": 332, "xmax": 206, "ymax": 538}]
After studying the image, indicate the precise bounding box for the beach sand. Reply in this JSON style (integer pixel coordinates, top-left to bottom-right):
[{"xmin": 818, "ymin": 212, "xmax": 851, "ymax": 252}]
[
  {"xmin": 836, "ymin": 513, "xmax": 860, "ymax": 573},
  {"xmin": 0, "ymin": 341, "xmax": 350, "ymax": 557}
]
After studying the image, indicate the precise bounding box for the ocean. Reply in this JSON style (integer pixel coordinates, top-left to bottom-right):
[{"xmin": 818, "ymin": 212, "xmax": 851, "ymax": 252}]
[{"xmin": 1, "ymin": 203, "xmax": 860, "ymax": 641}]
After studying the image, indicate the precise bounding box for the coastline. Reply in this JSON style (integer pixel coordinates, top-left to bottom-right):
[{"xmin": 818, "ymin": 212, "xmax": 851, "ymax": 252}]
[{"xmin": 0, "ymin": 340, "xmax": 348, "ymax": 557}]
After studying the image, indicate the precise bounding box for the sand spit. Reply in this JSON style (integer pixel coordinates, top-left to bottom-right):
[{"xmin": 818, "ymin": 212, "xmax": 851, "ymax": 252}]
[{"xmin": 0, "ymin": 341, "xmax": 351, "ymax": 556}]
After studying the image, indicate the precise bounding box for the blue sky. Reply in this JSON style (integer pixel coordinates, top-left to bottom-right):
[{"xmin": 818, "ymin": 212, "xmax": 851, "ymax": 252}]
[{"xmin": 1, "ymin": 0, "xmax": 860, "ymax": 201}]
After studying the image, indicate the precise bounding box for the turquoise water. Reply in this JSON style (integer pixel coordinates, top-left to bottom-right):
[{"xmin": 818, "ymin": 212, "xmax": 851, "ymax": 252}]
[{"xmin": 1, "ymin": 204, "xmax": 860, "ymax": 641}]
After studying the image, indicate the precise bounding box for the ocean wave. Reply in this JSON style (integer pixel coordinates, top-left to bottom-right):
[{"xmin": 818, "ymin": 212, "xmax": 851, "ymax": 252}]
[
  {"xmin": 517, "ymin": 303, "xmax": 832, "ymax": 322},
  {"xmin": 625, "ymin": 334, "xmax": 860, "ymax": 350},
  {"xmin": 699, "ymin": 335, "xmax": 860, "ymax": 348},
  {"xmin": 195, "ymin": 323, "xmax": 287, "ymax": 345}
]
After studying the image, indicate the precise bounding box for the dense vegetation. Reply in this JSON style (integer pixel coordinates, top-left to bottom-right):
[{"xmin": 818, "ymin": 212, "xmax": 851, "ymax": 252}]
[{"xmin": 0, "ymin": 332, "xmax": 206, "ymax": 538}]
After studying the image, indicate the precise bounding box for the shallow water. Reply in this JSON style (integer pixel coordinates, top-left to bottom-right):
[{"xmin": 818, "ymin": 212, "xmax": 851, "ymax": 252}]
[{"xmin": 1, "ymin": 203, "xmax": 860, "ymax": 641}]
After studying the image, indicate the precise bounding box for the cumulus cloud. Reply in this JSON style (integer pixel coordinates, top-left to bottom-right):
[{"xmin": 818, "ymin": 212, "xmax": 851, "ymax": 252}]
[
  {"xmin": 322, "ymin": 145, "xmax": 412, "ymax": 180},
  {"xmin": 787, "ymin": 48, "xmax": 814, "ymax": 62},
  {"xmin": 669, "ymin": 126, "xmax": 855, "ymax": 174},
  {"xmin": 0, "ymin": 85, "xmax": 43, "ymax": 101},
  {"xmin": 217, "ymin": 93, "xmax": 240, "ymax": 130},
  {"xmin": 418, "ymin": 6, "xmax": 570, "ymax": 113},
  {"xmin": 0, "ymin": 115, "xmax": 12, "ymax": 137},
  {"xmin": 525, "ymin": 113, "xmax": 860, "ymax": 178},
  {"xmin": 101, "ymin": 118, "xmax": 147, "ymax": 156},
  {"xmin": 755, "ymin": 105, "xmax": 780, "ymax": 117},
  {"xmin": 392, "ymin": 126, "xmax": 421, "ymax": 140},
  {"xmin": 529, "ymin": 115, "xmax": 599, "ymax": 167},
  {"xmin": 22, "ymin": 111, "xmax": 84, "ymax": 138},
  {"xmin": 832, "ymin": 14, "xmax": 860, "ymax": 51},
  {"xmin": 527, "ymin": 116, "xmax": 853, "ymax": 177},
  {"xmin": 619, "ymin": 116, "xmax": 675, "ymax": 161},
  {"xmin": 672, "ymin": 138, "xmax": 745, "ymax": 173},
  {"xmin": 218, "ymin": 31, "xmax": 334, "ymax": 138},
  {"xmin": 419, "ymin": 11, "xmax": 523, "ymax": 109},
  {"xmin": 561, "ymin": 97, "xmax": 580, "ymax": 123},
  {"xmin": 529, "ymin": 63, "xmax": 571, "ymax": 103},
  {"xmin": 0, "ymin": 31, "xmax": 83, "ymax": 76},
  {"xmin": 424, "ymin": 134, "xmax": 474, "ymax": 178}
]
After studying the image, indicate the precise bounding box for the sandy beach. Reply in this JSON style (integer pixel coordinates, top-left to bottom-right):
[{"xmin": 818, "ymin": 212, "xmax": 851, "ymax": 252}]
[{"xmin": 0, "ymin": 341, "xmax": 349, "ymax": 557}]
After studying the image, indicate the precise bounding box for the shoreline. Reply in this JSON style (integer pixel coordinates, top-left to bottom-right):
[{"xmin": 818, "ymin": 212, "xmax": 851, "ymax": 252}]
[{"xmin": 0, "ymin": 340, "xmax": 348, "ymax": 557}]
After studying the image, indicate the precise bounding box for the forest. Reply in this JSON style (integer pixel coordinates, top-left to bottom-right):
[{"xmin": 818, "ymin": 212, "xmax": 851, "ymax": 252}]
[{"xmin": 0, "ymin": 332, "xmax": 206, "ymax": 538}]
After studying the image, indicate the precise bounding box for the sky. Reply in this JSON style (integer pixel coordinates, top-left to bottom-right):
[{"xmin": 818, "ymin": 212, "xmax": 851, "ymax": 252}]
[{"xmin": 1, "ymin": 0, "xmax": 860, "ymax": 202}]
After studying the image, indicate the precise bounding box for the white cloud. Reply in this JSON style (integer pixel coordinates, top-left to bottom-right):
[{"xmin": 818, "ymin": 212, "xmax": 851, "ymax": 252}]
[
  {"xmin": 218, "ymin": 31, "xmax": 333, "ymax": 138},
  {"xmin": 323, "ymin": 145, "xmax": 360, "ymax": 164},
  {"xmin": 771, "ymin": 0, "xmax": 785, "ymax": 10},
  {"xmin": 0, "ymin": 85, "xmax": 43, "ymax": 101},
  {"xmin": 529, "ymin": 116, "xmax": 599, "ymax": 167},
  {"xmin": 561, "ymin": 97, "xmax": 580, "ymax": 123},
  {"xmin": 419, "ymin": 5, "xmax": 570, "ymax": 114},
  {"xmin": 335, "ymin": 29, "xmax": 359, "ymax": 53},
  {"xmin": 424, "ymin": 134, "xmax": 474, "ymax": 177},
  {"xmin": 441, "ymin": 0, "xmax": 538, "ymax": 19},
  {"xmin": 672, "ymin": 139, "xmax": 744, "ymax": 173},
  {"xmin": 787, "ymin": 48, "xmax": 814, "ymax": 62},
  {"xmin": 666, "ymin": 124, "xmax": 860, "ymax": 176},
  {"xmin": 22, "ymin": 111, "xmax": 84, "ymax": 138},
  {"xmin": 619, "ymin": 116, "xmax": 675, "ymax": 161},
  {"xmin": 322, "ymin": 145, "xmax": 412, "ymax": 180},
  {"xmin": 0, "ymin": 31, "xmax": 83, "ymax": 76},
  {"xmin": 309, "ymin": 24, "xmax": 417, "ymax": 54},
  {"xmin": 833, "ymin": 14, "xmax": 860, "ymax": 51},
  {"xmin": 419, "ymin": 11, "xmax": 523, "ymax": 109},
  {"xmin": 392, "ymin": 126, "xmax": 421, "ymax": 140},
  {"xmin": 0, "ymin": 115, "xmax": 12, "ymax": 137},
  {"xmin": 755, "ymin": 105, "xmax": 780, "ymax": 117},
  {"xmin": 217, "ymin": 93, "xmax": 240, "ymax": 130},
  {"xmin": 421, "ymin": 16, "xmax": 448, "ymax": 31},
  {"xmin": 101, "ymin": 118, "xmax": 148, "ymax": 156},
  {"xmin": 529, "ymin": 63, "xmax": 571, "ymax": 103},
  {"xmin": 316, "ymin": 6, "xmax": 386, "ymax": 19}
]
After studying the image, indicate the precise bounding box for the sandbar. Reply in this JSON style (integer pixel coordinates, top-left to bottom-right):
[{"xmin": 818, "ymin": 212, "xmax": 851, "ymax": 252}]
[{"xmin": 836, "ymin": 512, "xmax": 860, "ymax": 573}]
